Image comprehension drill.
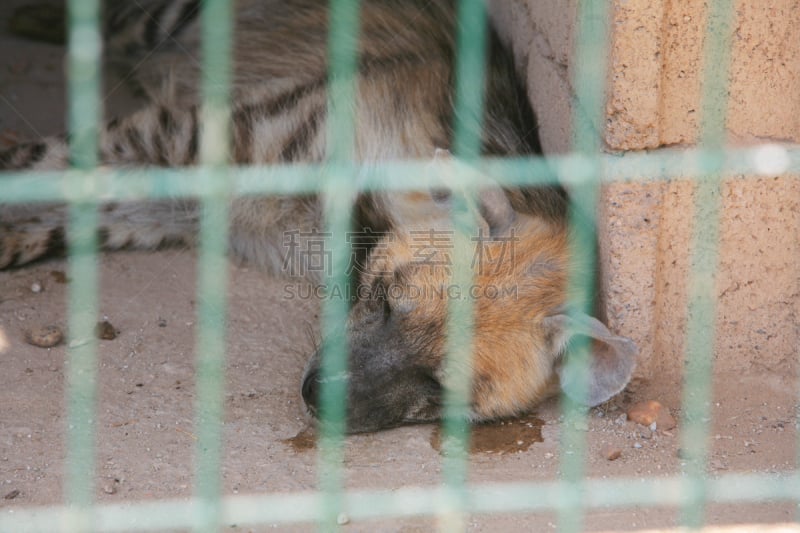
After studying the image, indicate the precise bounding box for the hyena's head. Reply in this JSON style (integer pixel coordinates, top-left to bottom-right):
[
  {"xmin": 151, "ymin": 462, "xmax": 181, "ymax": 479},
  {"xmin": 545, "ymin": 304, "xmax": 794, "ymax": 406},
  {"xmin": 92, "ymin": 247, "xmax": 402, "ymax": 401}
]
[{"xmin": 301, "ymin": 184, "xmax": 637, "ymax": 433}]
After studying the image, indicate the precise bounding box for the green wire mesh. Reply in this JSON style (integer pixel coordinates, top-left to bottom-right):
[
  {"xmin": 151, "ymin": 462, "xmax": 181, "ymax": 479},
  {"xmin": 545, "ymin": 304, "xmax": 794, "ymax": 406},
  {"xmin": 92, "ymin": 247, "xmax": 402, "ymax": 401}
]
[
  {"xmin": 0, "ymin": 0, "xmax": 795, "ymax": 531},
  {"xmin": 4, "ymin": 473, "xmax": 800, "ymax": 531},
  {"xmin": 4, "ymin": 145, "xmax": 798, "ymax": 204},
  {"xmin": 192, "ymin": 0, "xmax": 234, "ymax": 531},
  {"xmin": 317, "ymin": 0, "xmax": 360, "ymax": 529},
  {"xmin": 678, "ymin": 0, "xmax": 735, "ymax": 528},
  {"xmin": 63, "ymin": 1, "xmax": 101, "ymax": 531},
  {"xmin": 555, "ymin": 0, "xmax": 610, "ymax": 529}
]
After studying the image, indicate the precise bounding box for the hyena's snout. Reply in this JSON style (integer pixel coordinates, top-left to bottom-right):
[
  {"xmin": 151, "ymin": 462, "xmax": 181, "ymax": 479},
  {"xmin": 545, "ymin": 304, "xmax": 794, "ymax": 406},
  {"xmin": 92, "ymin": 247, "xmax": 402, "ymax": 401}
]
[
  {"xmin": 300, "ymin": 302, "xmax": 446, "ymax": 434},
  {"xmin": 301, "ymin": 349, "xmax": 444, "ymax": 434},
  {"xmin": 301, "ymin": 360, "xmax": 442, "ymax": 434}
]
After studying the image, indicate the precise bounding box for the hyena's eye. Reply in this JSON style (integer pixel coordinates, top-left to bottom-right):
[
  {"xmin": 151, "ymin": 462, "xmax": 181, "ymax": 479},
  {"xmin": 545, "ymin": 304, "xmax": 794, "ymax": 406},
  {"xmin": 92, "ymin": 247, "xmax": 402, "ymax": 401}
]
[
  {"xmin": 422, "ymin": 372, "xmax": 442, "ymax": 400},
  {"xmin": 382, "ymin": 293, "xmax": 392, "ymax": 323}
]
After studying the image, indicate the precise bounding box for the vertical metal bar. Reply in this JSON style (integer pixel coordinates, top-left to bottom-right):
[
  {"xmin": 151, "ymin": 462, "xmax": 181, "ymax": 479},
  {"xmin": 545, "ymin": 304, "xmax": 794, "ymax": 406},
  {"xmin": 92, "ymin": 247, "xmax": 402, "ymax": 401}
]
[
  {"xmin": 438, "ymin": 0, "xmax": 487, "ymax": 530},
  {"xmin": 67, "ymin": 0, "xmax": 100, "ymax": 170},
  {"xmin": 64, "ymin": 203, "xmax": 99, "ymax": 530},
  {"xmin": 64, "ymin": 0, "xmax": 101, "ymax": 530},
  {"xmin": 679, "ymin": 0, "xmax": 734, "ymax": 528},
  {"xmin": 451, "ymin": 0, "xmax": 488, "ymax": 161},
  {"xmin": 558, "ymin": 1, "xmax": 609, "ymax": 532},
  {"xmin": 318, "ymin": 0, "xmax": 361, "ymax": 530},
  {"xmin": 193, "ymin": 0, "xmax": 233, "ymax": 531}
]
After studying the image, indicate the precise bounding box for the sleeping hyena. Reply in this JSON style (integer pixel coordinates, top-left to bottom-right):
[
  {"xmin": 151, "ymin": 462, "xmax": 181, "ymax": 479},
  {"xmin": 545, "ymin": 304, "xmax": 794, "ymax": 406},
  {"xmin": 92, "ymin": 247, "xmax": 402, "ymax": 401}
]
[{"xmin": 0, "ymin": 0, "xmax": 636, "ymax": 433}]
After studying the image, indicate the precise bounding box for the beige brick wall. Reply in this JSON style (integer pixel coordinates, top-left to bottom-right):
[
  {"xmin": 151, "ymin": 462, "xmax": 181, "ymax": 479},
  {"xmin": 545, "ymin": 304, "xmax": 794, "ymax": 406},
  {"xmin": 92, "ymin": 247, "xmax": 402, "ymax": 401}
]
[{"xmin": 487, "ymin": 0, "xmax": 800, "ymax": 379}]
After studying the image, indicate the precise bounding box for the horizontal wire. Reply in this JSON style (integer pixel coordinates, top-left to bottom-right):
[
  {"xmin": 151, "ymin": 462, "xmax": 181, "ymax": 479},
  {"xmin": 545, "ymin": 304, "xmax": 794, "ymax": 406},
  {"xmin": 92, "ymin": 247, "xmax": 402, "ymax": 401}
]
[
  {"xmin": 2, "ymin": 144, "xmax": 799, "ymax": 203},
  {"xmin": 2, "ymin": 472, "xmax": 798, "ymax": 532}
]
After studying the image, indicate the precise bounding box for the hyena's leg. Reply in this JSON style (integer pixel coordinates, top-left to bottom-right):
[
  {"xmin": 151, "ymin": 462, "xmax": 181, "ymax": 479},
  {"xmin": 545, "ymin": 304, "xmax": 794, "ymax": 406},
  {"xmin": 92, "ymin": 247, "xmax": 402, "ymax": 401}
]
[{"xmin": 0, "ymin": 104, "xmax": 201, "ymax": 269}]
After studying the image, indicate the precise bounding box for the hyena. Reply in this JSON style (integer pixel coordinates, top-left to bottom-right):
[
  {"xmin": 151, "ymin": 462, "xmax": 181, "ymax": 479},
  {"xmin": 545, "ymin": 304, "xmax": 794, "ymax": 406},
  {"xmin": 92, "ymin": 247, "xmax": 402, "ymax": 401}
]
[{"xmin": 0, "ymin": 0, "xmax": 637, "ymax": 433}]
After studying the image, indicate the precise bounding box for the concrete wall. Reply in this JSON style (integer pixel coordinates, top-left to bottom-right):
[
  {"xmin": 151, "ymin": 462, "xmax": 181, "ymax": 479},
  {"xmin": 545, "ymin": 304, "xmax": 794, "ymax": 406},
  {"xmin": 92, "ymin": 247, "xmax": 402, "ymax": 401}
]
[{"xmin": 487, "ymin": 0, "xmax": 800, "ymax": 380}]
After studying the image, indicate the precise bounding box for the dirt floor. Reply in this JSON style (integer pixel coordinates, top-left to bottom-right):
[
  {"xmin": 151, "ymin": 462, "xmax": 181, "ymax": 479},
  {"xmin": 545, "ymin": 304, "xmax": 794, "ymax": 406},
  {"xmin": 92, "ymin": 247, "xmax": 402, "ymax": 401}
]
[{"xmin": 1, "ymin": 2, "xmax": 799, "ymax": 531}]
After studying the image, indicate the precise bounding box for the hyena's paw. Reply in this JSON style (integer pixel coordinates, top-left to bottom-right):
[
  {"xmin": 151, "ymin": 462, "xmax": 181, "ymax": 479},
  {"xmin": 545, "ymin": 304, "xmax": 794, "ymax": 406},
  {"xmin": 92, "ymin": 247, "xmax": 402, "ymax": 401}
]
[{"xmin": 0, "ymin": 223, "xmax": 64, "ymax": 269}]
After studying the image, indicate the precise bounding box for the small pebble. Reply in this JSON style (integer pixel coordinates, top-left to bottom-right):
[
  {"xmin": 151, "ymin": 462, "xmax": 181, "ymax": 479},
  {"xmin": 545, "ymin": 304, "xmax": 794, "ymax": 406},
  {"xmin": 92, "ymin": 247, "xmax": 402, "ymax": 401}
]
[
  {"xmin": 102, "ymin": 483, "xmax": 117, "ymax": 495},
  {"xmin": 601, "ymin": 444, "xmax": 622, "ymax": 461},
  {"xmin": 95, "ymin": 320, "xmax": 118, "ymax": 340},
  {"xmin": 30, "ymin": 282, "xmax": 42, "ymax": 293},
  {"xmin": 25, "ymin": 325, "xmax": 63, "ymax": 348},
  {"xmin": 633, "ymin": 442, "xmax": 642, "ymax": 449},
  {"xmin": 4, "ymin": 489, "xmax": 20, "ymax": 500},
  {"xmin": 627, "ymin": 400, "xmax": 677, "ymax": 431},
  {"xmin": 614, "ymin": 414, "xmax": 628, "ymax": 426},
  {"xmin": 336, "ymin": 512, "xmax": 350, "ymax": 525}
]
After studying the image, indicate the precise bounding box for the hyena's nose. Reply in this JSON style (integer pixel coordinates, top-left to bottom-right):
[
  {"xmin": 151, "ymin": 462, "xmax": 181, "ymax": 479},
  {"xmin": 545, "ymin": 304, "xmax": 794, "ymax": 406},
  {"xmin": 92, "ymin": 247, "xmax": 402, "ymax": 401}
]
[{"xmin": 301, "ymin": 369, "xmax": 320, "ymax": 414}]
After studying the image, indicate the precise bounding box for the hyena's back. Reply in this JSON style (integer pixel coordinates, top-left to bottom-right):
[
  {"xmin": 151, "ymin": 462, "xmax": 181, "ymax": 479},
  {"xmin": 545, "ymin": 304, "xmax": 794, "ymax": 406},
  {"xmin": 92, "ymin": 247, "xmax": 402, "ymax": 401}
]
[{"xmin": 0, "ymin": 0, "xmax": 564, "ymax": 274}]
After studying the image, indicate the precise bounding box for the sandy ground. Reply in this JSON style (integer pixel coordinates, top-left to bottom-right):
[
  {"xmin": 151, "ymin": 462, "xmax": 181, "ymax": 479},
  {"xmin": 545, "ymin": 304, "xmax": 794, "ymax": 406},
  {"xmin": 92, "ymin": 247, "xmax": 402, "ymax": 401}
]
[{"xmin": 1, "ymin": 2, "xmax": 799, "ymax": 531}]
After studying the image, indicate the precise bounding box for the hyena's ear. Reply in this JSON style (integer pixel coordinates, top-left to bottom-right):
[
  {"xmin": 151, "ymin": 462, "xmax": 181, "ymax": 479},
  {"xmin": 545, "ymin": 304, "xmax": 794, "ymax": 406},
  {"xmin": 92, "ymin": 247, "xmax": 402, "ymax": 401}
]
[
  {"xmin": 430, "ymin": 150, "xmax": 517, "ymax": 236},
  {"xmin": 542, "ymin": 313, "xmax": 637, "ymax": 406},
  {"xmin": 476, "ymin": 184, "xmax": 517, "ymax": 237}
]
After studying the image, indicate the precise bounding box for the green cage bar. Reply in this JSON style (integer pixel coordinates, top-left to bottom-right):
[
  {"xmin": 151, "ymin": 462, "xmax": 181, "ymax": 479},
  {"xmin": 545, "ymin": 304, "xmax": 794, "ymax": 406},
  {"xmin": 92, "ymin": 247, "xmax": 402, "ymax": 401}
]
[
  {"xmin": 437, "ymin": 0, "xmax": 488, "ymax": 530},
  {"xmin": 679, "ymin": 0, "xmax": 736, "ymax": 528},
  {"xmin": 317, "ymin": 0, "xmax": 361, "ymax": 530},
  {"xmin": 556, "ymin": 0, "xmax": 610, "ymax": 531},
  {"xmin": 4, "ymin": 471, "xmax": 800, "ymax": 531},
  {"xmin": 63, "ymin": 0, "xmax": 101, "ymax": 531},
  {"xmin": 2, "ymin": 146, "xmax": 798, "ymax": 204},
  {"xmin": 1, "ymin": 0, "xmax": 798, "ymax": 530},
  {"xmin": 193, "ymin": 0, "xmax": 234, "ymax": 531}
]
